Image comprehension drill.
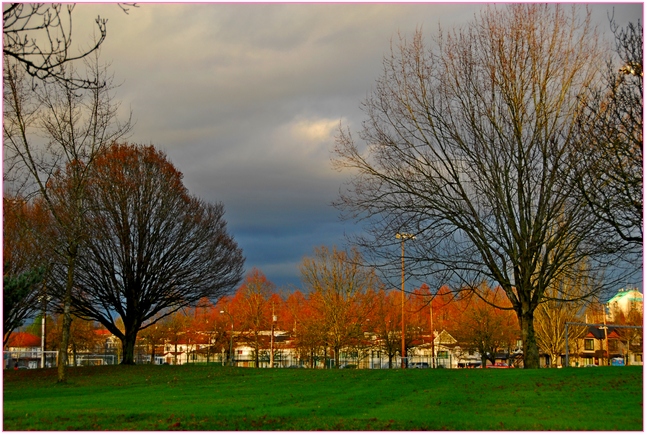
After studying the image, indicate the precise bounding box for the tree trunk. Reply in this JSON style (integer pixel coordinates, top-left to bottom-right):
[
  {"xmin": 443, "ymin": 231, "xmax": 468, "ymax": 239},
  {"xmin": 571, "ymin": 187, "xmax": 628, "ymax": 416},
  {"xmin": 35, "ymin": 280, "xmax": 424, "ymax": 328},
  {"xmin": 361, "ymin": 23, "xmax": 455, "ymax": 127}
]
[
  {"xmin": 120, "ymin": 335, "xmax": 137, "ymax": 365},
  {"xmin": 254, "ymin": 333, "xmax": 260, "ymax": 367},
  {"xmin": 120, "ymin": 322, "xmax": 140, "ymax": 365},
  {"xmin": 150, "ymin": 342, "xmax": 156, "ymax": 364},
  {"xmin": 57, "ymin": 251, "xmax": 76, "ymax": 383},
  {"xmin": 549, "ymin": 352, "xmax": 559, "ymax": 368},
  {"xmin": 520, "ymin": 309, "xmax": 540, "ymax": 369},
  {"xmin": 57, "ymin": 306, "xmax": 72, "ymax": 382}
]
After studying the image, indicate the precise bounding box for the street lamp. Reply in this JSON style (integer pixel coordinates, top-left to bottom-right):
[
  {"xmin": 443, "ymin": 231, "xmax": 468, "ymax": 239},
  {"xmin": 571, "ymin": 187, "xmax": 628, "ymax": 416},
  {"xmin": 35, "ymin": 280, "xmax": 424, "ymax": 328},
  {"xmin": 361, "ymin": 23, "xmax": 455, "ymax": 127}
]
[
  {"xmin": 220, "ymin": 310, "xmax": 234, "ymax": 367},
  {"xmin": 396, "ymin": 232, "xmax": 415, "ymax": 369}
]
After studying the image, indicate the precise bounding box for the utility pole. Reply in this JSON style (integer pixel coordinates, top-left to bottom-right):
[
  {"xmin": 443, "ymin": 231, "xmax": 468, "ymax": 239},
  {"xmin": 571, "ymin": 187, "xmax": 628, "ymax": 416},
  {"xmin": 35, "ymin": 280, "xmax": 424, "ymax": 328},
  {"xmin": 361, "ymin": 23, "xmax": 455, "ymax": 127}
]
[
  {"xmin": 430, "ymin": 297, "xmax": 435, "ymax": 368},
  {"xmin": 602, "ymin": 303, "xmax": 609, "ymax": 366},
  {"xmin": 396, "ymin": 233, "xmax": 415, "ymax": 369}
]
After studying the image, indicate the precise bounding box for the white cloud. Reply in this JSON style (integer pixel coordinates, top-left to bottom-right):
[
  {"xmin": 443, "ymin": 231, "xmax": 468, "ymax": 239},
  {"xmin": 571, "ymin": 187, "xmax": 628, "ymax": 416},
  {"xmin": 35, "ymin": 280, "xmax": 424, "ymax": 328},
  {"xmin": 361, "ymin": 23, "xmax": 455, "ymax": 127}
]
[{"xmin": 270, "ymin": 116, "xmax": 342, "ymax": 163}]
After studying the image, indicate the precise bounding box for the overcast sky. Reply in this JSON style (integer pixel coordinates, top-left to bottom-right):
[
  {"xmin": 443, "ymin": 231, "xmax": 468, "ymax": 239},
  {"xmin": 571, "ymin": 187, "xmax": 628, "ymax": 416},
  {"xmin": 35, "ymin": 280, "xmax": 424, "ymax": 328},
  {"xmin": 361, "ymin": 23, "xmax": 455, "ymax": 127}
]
[{"xmin": 71, "ymin": 2, "xmax": 643, "ymax": 290}]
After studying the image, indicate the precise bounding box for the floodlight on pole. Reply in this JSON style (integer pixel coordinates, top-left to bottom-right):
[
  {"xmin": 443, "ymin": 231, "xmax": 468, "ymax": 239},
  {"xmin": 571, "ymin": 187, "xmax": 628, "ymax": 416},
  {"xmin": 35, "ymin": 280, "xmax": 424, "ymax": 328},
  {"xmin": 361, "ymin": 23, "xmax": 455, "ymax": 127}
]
[{"xmin": 396, "ymin": 232, "xmax": 415, "ymax": 369}]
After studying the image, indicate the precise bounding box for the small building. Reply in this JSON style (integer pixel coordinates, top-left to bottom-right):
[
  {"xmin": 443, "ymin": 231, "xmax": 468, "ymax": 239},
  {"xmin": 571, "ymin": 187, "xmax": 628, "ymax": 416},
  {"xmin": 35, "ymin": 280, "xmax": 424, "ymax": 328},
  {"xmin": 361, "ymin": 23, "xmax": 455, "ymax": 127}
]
[{"xmin": 4, "ymin": 332, "xmax": 41, "ymax": 369}]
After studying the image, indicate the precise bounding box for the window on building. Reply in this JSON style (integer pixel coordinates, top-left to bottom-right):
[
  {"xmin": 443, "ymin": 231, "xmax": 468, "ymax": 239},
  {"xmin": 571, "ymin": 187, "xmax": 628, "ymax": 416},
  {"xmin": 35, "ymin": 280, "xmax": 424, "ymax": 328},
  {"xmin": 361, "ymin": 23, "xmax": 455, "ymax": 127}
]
[
  {"xmin": 437, "ymin": 350, "xmax": 449, "ymax": 359},
  {"xmin": 635, "ymin": 354, "xmax": 643, "ymax": 363},
  {"xmin": 584, "ymin": 339, "xmax": 594, "ymax": 351}
]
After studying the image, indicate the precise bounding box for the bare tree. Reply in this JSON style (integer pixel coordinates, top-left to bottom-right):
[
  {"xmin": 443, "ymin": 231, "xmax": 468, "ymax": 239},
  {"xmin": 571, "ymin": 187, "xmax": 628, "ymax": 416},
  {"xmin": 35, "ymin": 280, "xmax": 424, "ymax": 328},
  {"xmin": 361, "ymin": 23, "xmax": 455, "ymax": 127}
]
[
  {"xmin": 3, "ymin": 54, "xmax": 132, "ymax": 381},
  {"xmin": 574, "ymin": 18, "xmax": 643, "ymax": 249},
  {"xmin": 300, "ymin": 245, "xmax": 377, "ymax": 367},
  {"xmin": 3, "ymin": 3, "xmax": 133, "ymax": 87},
  {"xmin": 534, "ymin": 261, "xmax": 593, "ymax": 367},
  {"xmin": 63, "ymin": 143, "xmax": 244, "ymax": 365},
  {"xmin": 333, "ymin": 5, "xmax": 630, "ymax": 368}
]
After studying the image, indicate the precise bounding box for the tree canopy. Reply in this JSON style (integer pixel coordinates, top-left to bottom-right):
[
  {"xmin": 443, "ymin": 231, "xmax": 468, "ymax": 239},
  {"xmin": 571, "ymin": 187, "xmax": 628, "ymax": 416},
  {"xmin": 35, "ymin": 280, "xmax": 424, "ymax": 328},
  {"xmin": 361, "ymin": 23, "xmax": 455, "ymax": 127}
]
[{"xmin": 58, "ymin": 143, "xmax": 245, "ymax": 364}]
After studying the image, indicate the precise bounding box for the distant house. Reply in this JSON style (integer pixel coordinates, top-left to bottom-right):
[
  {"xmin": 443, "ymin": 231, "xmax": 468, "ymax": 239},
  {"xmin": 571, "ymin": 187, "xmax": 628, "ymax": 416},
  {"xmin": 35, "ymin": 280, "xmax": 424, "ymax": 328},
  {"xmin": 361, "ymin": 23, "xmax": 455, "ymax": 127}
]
[
  {"xmin": 568, "ymin": 325, "xmax": 642, "ymax": 367},
  {"xmin": 5, "ymin": 331, "xmax": 40, "ymax": 350},
  {"xmin": 4, "ymin": 332, "xmax": 41, "ymax": 369}
]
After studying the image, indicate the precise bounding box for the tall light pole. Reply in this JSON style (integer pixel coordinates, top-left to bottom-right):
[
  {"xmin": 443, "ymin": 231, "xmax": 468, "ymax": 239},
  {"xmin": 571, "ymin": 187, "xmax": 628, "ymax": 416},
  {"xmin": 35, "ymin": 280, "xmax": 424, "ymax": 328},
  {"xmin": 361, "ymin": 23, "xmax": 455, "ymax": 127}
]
[
  {"xmin": 270, "ymin": 304, "xmax": 277, "ymax": 368},
  {"xmin": 220, "ymin": 310, "xmax": 234, "ymax": 367},
  {"xmin": 39, "ymin": 293, "xmax": 50, "ymax": 369},
  {"xmin": 396, "ymin": 232, "xmax": 415, "ymax": 369},
  {"xmin": 430, "ymin": 295, "xmax": 435, "ymax": 368}
]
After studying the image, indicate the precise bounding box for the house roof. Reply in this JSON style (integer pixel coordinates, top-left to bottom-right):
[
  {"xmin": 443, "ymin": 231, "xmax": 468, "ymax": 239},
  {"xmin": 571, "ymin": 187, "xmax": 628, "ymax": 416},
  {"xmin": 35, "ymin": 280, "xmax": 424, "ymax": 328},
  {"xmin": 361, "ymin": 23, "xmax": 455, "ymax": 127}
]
[
  {"xmin": 585, "ymin": 326, "xmax": 622, "ymax": 339},
  {"xmin": 6, "ymin": 332, "xmax": 41, "ymax": 348},
  {"xmin": 435, "ymin": 330, "xmax": 457, "ymax": 345}
]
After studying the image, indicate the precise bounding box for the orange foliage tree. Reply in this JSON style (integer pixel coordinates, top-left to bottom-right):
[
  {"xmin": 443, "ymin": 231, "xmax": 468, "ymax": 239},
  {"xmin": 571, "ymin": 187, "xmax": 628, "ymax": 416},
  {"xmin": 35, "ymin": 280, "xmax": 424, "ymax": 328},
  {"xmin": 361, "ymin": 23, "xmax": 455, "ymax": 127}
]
[
  {"xmin": 66, "ymin": 143, "xmax": 244, "ymax": 364},
  {"xmin": 46, "ymin": 314, "xmax": 104, "ymax": 365},
  {"xmin": 3, "ymin": 196, "xmax": 51, "ymax": 346},
  {"xmin": 229, "ymin": 269, "xmax": 276, "ymax": 367},
  {"xmin": 300, "ymin": 246, "xmax": 378, "ymax": 367},
  {"xmin": 285, "ymin": 290, "xmax": 326, "ymax": 368},
  {"xmin": 448, "ymin": 286, "xmax": 520, "ymax": 366}
]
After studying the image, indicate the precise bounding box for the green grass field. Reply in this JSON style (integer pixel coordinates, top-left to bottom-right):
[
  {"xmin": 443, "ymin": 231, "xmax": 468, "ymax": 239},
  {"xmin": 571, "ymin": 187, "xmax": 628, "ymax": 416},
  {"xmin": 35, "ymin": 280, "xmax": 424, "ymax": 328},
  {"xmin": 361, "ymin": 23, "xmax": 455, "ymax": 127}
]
[{"xmin": 3, "ymin": 364, "xmax": 643, "ymax": 430}]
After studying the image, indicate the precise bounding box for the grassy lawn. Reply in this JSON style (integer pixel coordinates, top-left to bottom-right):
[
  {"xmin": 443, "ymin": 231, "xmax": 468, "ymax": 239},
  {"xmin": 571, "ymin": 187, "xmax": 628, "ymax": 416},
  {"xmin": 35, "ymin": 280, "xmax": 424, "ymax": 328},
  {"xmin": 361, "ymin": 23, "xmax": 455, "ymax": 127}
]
[{"xmin": 3, "ymin": 364, "xmax": 643, "ymax": 430}]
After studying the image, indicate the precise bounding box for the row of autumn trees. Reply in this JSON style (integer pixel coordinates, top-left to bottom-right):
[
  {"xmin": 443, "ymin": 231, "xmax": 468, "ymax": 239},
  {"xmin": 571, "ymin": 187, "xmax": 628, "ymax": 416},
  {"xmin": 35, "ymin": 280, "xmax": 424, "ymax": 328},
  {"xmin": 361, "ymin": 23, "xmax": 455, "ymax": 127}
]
[
  {"xmin": 3, "ymin": 4, "xmax": 643, "ymax": 376},
  {"xmin": 31, "ymin": 249, "xmax": 641, "ymax": 370}
]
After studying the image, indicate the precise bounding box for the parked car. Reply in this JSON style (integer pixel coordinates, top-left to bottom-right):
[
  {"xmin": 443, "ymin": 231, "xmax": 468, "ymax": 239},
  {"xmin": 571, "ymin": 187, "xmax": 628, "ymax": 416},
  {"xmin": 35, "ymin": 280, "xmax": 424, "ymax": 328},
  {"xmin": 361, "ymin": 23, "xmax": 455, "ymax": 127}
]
[
  {"xmin": 409, "ymin": 362, "xmax": 430, "ymax": 369},
  {"xmin": 339, "ymin": 364, "xmax": 357, "ymax": 369},
  {"xmin": 488, "ymin": 362, "xmax": 511, "ymax": 369}
]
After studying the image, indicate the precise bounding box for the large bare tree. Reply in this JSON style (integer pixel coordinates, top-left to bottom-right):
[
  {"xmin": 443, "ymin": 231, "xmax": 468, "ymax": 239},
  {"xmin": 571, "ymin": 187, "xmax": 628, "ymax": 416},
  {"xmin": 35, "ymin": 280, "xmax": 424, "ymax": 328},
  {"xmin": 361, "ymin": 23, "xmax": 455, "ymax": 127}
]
[
  {"xmin": 3, "ymin": 54, "xmax": 132, "ymax": 381},
  {"xmin": 64, "ymin": 143, "xmax": 245, "ymax": 365},
  {"xmin": 333, "ymin": 5, "xmax": 632, "ymax": 368}
]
